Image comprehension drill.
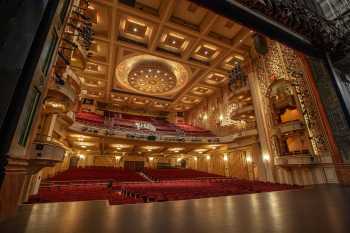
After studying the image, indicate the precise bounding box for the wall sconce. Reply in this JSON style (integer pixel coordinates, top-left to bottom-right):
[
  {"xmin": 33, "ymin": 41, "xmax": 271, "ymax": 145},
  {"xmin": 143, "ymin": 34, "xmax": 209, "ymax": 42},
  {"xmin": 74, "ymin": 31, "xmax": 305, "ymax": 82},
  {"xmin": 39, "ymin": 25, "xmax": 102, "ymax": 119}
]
[
  {"xmin": 203, "ymin": 114, "xmax": 208, "ymax": 120},
  {"xmin": 206, "ymin": 155, "xmax": 211, "ymax": 160},
  {"xmin": 223, "ymin": 154, "xmax": 228, "ymax": 161},
  {"xmin": 263, "ymin": 154, "xmax": 270, "ymax": 162},
  {"xmin": 115, "ymin": 156, "xmax": 122, "ymax": 160},
  {"xmin": 246, "ymin": 156, "xmax": 252, "ymax": 163},
  {"xmin": 149, "ymin": 157, "xmax": 154, "ymax": 161},
  {"xmin": 194, "ymin": 156, "xmax": 198, "ymax": 161},
  {"xmin": 79, "ymin": 154, "xmax": 85, "ymax": 160}
]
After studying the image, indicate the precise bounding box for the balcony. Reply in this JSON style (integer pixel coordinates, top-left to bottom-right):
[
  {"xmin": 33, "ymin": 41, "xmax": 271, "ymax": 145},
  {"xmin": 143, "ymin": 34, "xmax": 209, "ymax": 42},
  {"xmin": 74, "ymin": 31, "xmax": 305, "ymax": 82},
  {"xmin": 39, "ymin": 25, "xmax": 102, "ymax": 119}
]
[
  {"xmin": 61, "ymin": 111, "xmax": 75, "ymax": 125},
  {"xmin": 28, "ymin": 137, "xmax": 66, "ymax": 169},
  {"xmin": 44, "ymin": 82, "xmax": 77, "ymax": 113},
  {"xmin": 274, "ymin": 155, "xmax": 319, "ymax": 166},
  {"xmin": 231, "ymin": 105, "xmax": 254, "ymax": 120},
  {"xmin": 64, "ymin": 66, "xmax": 81, "ymax": 92},
  {"xmin": 278, "ymin": 121, "xmax": 304, "ymax": 134},
  {"xmin": 69, "ymin": 121, "xmax": 258, "ymax": 144}
]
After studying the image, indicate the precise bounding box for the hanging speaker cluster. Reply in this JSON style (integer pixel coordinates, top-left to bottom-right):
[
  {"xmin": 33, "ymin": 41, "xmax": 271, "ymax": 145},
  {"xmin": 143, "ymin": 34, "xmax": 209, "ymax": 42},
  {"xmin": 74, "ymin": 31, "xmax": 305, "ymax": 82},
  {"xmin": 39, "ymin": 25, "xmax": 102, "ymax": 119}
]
[
  {"xmin": 253, "ymin": 34, "xmax": 268, "ymax": 55},
  {"xmin": 228, "ymin": 62, "xmax": 247, "ymax": 92}
]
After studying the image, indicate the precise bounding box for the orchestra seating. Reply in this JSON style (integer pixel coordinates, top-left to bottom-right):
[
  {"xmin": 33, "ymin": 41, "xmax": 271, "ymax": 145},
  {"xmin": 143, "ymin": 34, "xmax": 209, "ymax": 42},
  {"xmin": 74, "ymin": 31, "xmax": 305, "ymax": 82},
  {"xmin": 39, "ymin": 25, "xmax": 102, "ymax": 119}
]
[
  {"xmin": 121, "ymin": 179, "xmax": 299, "ymax": 202},
  {"xmin": 47, "ymin": 167, "xmax": 146, "ymax": 183},
  {"xmin": 27, "ymin": 167, "xmax": 300, "ymax": 205},
  {"xmin": 143, "ymin": 168, "xmax": 224, "ymax": 181},
  {"xmin": 27, "ymin": 183, "xmax": 111, "ymax": 203}
]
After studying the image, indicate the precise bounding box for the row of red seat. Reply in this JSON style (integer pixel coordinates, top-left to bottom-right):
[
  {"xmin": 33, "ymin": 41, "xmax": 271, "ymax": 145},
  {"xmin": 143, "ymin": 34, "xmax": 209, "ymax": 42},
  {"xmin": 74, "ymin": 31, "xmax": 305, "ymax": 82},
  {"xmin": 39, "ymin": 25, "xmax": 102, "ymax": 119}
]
[
  {"xmin": 121, "ymin": 179, "xmax": 300, "ymax": 202},
  {"xmin": 27, "ymin": 168, "xmax": 301, "ymax": 205},
  {"xmin": 47, "ymin": 167, "xmax": 146, "ymax": 182},
  {"xmin": 27, "ymin": 183, "xmax": 143, "ymax": 205},
  {"xmin": 75, "ymin": 111, "xmax": 214, "ymax": 137},
  {"xmin": 143, "ymin": 169, "xmax": 224, "ymax": 181}
]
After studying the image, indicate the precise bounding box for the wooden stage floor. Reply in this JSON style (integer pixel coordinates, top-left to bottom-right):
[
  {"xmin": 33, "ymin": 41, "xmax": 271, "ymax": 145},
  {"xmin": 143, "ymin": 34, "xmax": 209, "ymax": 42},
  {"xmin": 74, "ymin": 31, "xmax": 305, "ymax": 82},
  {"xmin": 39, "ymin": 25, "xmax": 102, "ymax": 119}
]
[{"xmin": 1, "ymin": 185, "xmax": 350, "ymax": 233}]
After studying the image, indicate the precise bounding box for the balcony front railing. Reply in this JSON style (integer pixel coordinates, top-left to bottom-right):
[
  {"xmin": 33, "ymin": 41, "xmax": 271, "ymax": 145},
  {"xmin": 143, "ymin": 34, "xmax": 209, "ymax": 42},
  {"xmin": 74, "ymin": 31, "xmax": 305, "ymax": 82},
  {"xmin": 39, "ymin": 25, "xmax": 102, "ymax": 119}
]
[
  {"xmin": 69, "ymin": 121, "xmax": 258, "ymax": 144},
  {"xmin": 29, "ymin": 135, "xmax": 66, "ymax": 162},
  {"xmin": 274, "ymin": 155, "xmax": 318, "ymax": 166}
]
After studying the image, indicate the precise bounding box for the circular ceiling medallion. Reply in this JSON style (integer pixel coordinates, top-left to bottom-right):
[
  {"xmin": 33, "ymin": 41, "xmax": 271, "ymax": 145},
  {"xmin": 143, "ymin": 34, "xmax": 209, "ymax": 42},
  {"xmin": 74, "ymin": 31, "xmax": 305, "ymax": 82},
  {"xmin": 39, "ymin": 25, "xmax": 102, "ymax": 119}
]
[
  {"xmin": 128, "ymin": 62, "xmax": 177, "ymax": 94},
  {"xmin": 116, "ymin": 55, "xmax": 189, "ymax": 96}
]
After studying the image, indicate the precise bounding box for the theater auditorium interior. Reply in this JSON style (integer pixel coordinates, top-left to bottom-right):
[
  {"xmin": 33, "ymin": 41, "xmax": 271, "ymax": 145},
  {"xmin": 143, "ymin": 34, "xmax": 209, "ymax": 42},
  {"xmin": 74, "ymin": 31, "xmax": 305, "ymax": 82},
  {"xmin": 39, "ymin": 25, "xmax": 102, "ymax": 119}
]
[{"xmin": 1, "ymin": 0, "xmax": 350, "ymax": 232}]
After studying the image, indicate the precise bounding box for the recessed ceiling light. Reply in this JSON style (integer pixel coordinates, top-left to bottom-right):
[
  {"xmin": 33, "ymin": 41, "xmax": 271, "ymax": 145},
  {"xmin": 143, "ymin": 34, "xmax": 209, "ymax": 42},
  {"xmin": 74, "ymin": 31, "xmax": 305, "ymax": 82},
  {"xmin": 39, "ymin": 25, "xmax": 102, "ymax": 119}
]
[
  {"xmin": 157, "ymin": 70, "xmax": 160, "ymax": 74},
  {"xmin": 148, "ymin": 69, "xmax": 152, "ymax": 72},
  {"xmin": 172, "ymin": 40, "xmax": 176, "ymax": 44},
  {"xmin": 204, "ymin": 50, "xmax": 209, "ymax": 55},
  {"xmin": 133, "ymin": 27, "xmax": 138, "ymax": 32}
]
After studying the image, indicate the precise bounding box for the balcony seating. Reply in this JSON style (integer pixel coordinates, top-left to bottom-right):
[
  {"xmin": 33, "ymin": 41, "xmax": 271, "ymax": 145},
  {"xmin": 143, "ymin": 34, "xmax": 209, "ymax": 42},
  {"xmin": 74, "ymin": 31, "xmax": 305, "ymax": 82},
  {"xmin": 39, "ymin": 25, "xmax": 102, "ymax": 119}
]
[
  {"xmin": 143, "ymin": 169, "xmax": 224, "ymax": 181},
  {"xmin": 175, "ymin": 123, "xmax": 214, "ymax": 136},
  {"xmin": 75, "ymin": 111, "xmax": 215, "ymax": 137},
  {"xmin": 76, "ymin": 112, "xmax": 104, "ymax": 125}
]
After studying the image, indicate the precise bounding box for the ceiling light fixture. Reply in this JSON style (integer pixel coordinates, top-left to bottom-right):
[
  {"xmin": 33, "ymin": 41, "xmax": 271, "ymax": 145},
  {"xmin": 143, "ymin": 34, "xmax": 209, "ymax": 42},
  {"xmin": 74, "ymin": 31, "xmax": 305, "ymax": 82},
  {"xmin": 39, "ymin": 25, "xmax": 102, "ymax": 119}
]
[{"xmin": 133, "ymin": 27, "xmax": 138, "ymax": 32}]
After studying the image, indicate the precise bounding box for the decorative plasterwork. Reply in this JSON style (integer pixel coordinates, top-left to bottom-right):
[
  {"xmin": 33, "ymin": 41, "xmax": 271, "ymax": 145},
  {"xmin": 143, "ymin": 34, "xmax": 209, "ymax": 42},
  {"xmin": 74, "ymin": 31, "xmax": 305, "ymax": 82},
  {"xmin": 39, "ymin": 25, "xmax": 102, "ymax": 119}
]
[
  {"xmin": 115, "ymin": 54, "xmax": 190, "ymax": 97},
  {"xmin": 192, "ymin": 43, "xmax": 220, "ymax": 62},
  {"xmin": 181, "ymin": 95, "xmax": 202, "ymax": 104},
  {"xmin": 191, "ymin": 86, "xmax": 215, "ymax": 96},
  {"xmin": 204, "ymin": 73, "xmax": 228, "ymax": 85},
  {"xmin": 222, "ymin": 54, "xmax": 245, "ymax": 71},
  {"xmin": 254, "ymin": 40, "xmax": 331, "ymax": 157},
  {"xmin": 79, "ymin": 0, "xmax": 254, "ymax": 112},
  {"xmin": 158, "ymin": 30, "xmax": 191, "ymax": 54},
  {"xmin": 119, "ymin": 16, "xmax": 153, "ymax": 44},
  {"xmin": 128, "ymin": 61, "xmax": 177, "ymax": 94}
]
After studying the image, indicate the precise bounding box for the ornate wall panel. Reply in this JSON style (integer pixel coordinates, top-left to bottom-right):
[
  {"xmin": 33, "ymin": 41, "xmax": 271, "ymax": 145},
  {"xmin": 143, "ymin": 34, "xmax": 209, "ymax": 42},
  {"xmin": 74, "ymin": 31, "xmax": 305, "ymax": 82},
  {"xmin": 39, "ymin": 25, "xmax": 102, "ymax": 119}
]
[{"xmin": 253, "ymin": 40, "xmax": 331, "ymax": 157}]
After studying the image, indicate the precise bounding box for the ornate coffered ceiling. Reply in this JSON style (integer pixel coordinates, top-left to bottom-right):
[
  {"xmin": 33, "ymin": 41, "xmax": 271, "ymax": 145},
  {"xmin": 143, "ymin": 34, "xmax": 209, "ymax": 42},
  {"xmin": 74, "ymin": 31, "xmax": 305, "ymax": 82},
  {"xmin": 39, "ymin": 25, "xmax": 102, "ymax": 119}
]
[
  {"xmin": 79, "ymin": 0, "xmax": 254, "ymax": 112},
  {"xmin": 115, "ymin": 54, "xmax": 190, "ymax": 97}
]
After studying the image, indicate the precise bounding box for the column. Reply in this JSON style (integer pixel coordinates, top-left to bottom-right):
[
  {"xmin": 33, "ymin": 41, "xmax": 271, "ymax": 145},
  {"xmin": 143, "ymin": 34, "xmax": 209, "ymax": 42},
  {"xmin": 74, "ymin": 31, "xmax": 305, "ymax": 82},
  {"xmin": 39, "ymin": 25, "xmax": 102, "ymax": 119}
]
[{"xmin": 248, "ymin": 73, "xmax": 275, "ymax": 182}]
